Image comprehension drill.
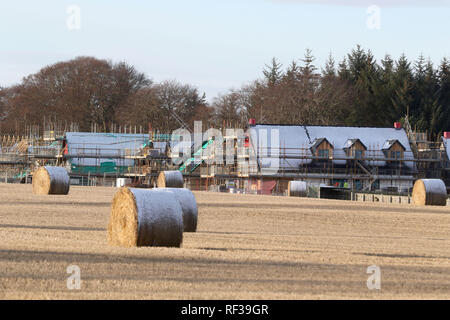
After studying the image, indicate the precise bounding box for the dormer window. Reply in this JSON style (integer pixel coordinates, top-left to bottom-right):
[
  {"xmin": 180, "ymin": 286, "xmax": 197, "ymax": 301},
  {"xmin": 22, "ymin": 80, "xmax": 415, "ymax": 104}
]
[
  {"xmin": 382, "ymin": 139, "xmax": 406, "ymax": 161},
  {"xmin": 343, "ymin": 139, "xmax": 367, "ymax": 160},
  {"xmin": 355, "ymin": 150, "xmax": 363, "ymax": 159},
  {"xmin": 318, "ymin": 149, "xmax": 329, "ymax": 158},
  {"xmin": 310, "ymin": 138, "xmax": 333, "ymax": 160},
  {"xmin": 390, "ymin": 150, "xmax": 402, "ymax": 160}
]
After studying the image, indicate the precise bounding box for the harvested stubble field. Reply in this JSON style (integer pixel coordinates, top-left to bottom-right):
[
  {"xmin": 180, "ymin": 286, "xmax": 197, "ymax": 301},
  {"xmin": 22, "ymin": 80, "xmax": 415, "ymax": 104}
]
[{"xmin": 0, "ymin": 184, "xmax": 450, "ymax": 300}]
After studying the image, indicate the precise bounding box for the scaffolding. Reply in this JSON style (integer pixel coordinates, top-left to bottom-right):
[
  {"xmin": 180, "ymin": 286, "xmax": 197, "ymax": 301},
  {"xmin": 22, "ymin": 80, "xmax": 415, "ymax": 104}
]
[
  {"xmin": 2, "ymin": 121, "xmax": 450, "ymax": 197},
  {"xmin": 181, "ymin": 127, "xmax": 449, "ymax": 195}
]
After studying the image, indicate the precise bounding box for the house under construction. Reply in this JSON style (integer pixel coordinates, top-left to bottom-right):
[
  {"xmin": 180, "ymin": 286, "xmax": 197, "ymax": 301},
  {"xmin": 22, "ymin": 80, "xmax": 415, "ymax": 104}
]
[{"xmin": 1, "ymin": 120, "xmax": 450, "ymax": 196}]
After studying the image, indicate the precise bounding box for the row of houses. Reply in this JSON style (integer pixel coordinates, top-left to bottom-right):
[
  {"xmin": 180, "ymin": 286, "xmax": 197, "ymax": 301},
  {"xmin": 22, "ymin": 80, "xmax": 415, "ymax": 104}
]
[
  {"xmin": 247, "ymin": 124, "xmax": 417, "ymax": 192},
  {"xmin": 55, "ymin": 123, "xmax": 450, "ymax": 194}
]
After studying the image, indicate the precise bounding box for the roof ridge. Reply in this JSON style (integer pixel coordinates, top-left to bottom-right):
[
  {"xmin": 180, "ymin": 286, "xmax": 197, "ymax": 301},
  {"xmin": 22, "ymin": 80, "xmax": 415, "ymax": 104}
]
[{"xmin": 255, "ymin": 124, "xmax": 402, "ymax": 130}]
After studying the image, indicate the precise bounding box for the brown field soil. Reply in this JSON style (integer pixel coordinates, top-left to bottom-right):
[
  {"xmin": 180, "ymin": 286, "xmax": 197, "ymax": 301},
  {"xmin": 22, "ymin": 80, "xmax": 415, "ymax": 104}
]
[{"xmin": 0, "ymin": 183, "xmax": 450, "ymax": 299}]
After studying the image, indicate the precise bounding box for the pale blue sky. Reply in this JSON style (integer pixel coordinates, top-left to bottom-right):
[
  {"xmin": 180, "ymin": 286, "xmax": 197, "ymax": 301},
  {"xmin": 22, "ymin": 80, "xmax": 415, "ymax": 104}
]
[{"xmin": 0, "ymin": 0, "xmax": 449, "ymax": 101}]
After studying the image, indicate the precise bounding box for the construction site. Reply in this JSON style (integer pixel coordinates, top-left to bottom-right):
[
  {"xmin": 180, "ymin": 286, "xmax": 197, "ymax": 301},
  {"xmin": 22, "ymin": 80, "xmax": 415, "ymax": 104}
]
[{"xmin": 1, "ymin": 117, "xmax": 450, "ymax": 201}]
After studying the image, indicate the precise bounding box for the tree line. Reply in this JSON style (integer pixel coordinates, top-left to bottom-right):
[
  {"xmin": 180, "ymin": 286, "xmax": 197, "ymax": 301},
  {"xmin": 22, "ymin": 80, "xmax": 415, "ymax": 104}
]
[
  {"xmin": 1, "ymin": 46, "xmax": 449, "ymax": 140},
  {"xmin": 0, "ymin": 57, "xmax": 211, "ymax": 134},
  {"xmin": 214, "ymin": 46, "xmax": 450, "ymax": 140}
]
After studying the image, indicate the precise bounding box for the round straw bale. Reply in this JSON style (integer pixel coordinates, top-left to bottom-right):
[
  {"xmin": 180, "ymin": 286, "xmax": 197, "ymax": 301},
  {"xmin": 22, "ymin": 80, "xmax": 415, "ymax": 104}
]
[
  {"xmin": 157, "ymin": 170, "xmax": 184, "ymax": 188},
  {"xmin": 108, "ymin": 187, "xmax": 183, "ymax": 247},
  {"xmin": 156, "ymin": 188, "xmax": 198, "ymax": 232},
  {"xmin": 32, "ymin": 166, "xmax": 70, "ymax": 195},
  {"xmin": 412, "ymin": 179, "xmax": 447, "ymax": 206},
  {"xmin": 288, "ymin": 181, "xmax": 307, "ymax": 197}
]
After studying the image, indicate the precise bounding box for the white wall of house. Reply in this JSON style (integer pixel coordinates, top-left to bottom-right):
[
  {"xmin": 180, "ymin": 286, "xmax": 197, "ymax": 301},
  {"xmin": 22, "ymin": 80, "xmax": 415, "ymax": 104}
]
[
  {"xmin": 379, "ymin": 179, "xmax": 412, "ymax": 192},
  {"xmin": 299, "ymin": 177, "xmax": 413, "ymax": 192}
]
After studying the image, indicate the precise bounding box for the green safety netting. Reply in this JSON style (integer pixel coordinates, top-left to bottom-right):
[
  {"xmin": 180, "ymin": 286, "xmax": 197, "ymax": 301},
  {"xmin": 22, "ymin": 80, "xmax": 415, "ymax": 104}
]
[{"xmin": 70, "ymin": 161, "xmax": 129, "ymax": 174}]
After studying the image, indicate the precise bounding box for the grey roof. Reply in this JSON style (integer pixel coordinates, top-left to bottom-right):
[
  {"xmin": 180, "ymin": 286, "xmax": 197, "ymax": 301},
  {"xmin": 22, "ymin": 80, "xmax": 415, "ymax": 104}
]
[
  {"xmin": 249, "ymin": 125, "xmax": 415, "ymax": 170},
  {"xmin": 65, "ymin": 132, "xmax": 167, "ymax": 166}
]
